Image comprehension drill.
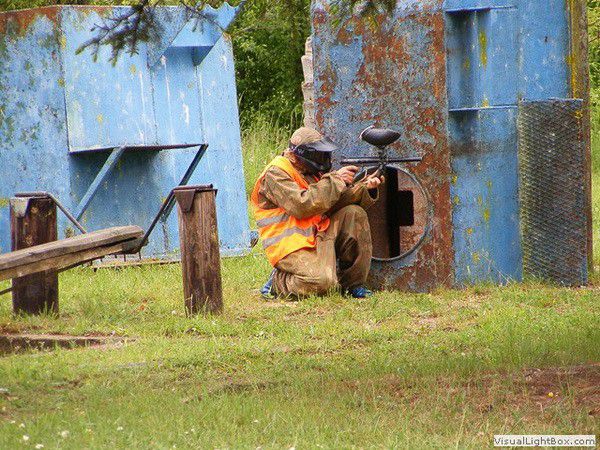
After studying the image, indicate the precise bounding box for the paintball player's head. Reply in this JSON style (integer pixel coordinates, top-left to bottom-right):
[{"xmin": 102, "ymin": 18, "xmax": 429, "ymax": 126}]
[{"xmin": 287, "ymin": 127, "xmax": 337, "ymax": 175}]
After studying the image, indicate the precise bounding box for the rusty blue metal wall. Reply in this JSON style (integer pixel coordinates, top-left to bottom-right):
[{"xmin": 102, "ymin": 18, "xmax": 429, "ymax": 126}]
[
  {"xmin": 0, "ymin": 5, "xmax": 251, "ymax": 258},
  {"xmin": 312, "ymin": 0, "xmax": 455, "ymax": 292},
  {"xmin": 312, "ymin": 0, "xmax": 589, "ymax": 289}
]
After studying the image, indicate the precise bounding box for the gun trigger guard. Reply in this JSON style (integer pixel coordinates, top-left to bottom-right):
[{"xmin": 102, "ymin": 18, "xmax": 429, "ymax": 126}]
[{"xmin": 353, "ymin": 168, "xmax": 368, "ymax": 184}]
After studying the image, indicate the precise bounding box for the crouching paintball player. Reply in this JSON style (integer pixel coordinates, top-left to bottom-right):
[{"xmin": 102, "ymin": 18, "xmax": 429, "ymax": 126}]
[{"xmin": 251, "ymin": 127, "xmax": 384, "ymax": 299}]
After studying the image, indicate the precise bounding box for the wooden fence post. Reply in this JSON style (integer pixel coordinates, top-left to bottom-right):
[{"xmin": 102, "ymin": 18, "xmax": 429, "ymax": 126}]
[
  {"xmin": 10, "ymin": 195, "xmax": 58, "ymax": 315},
  {"xmin": 174, "ymin": 185, "xmax": 223, "ymax": 315}
]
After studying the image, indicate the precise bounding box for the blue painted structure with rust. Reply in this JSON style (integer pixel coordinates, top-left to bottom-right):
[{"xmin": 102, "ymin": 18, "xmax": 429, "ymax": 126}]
[
  {"xmin": 312, "ymin": 0, "xmax": 588, "ymax": 289},
  {"xmin": 445, "ymin": 0, "xmax": 572, "ymax": 284},
  {"xmin": 0, "ymin": 5, "xmax": 251, "ymax": 258},
  {"xmin": 312, "ymin": 0, "xmax": 455, "ymax": 292}
]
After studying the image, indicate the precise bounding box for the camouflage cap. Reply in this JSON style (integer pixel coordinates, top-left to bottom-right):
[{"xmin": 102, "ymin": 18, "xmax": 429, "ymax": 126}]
[{"xmin": 290, "ymin": 127, "xmax": 323, "ymax": 146}]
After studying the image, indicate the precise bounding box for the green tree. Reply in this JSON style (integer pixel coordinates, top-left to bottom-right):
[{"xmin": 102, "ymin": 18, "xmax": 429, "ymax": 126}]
[{"xmin": 231, "ymin": 0, "xmax": 310, "ymax": 125}]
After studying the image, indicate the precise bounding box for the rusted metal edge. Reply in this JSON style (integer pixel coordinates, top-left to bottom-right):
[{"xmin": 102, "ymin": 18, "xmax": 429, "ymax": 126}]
[{"xmin": 568, "ymin": 0, "xmax": 593, "ymax": 272}]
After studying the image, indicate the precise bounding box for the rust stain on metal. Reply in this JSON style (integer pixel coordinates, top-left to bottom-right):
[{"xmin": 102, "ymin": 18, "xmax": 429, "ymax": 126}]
[
  {"xmin": 312, "ymin": 1, "xmax": 454, "ymax": 291},
  {"xmin": 0, "ymin": 7, "xmax": 61, "ymax": 35},
  {"xmin": 0, "ymin": 5, "xmax": 119, "ymax": 36}
]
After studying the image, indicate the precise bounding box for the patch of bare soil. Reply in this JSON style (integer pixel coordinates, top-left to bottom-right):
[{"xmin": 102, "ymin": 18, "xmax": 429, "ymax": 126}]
[
  {"xmin": 518, "ymin": 364, "xmax": 600, "ymax": 416},
  {"xmin": 409, "ymin": 310, "xmax": 478, "ymax": 334},
  {"xmin": 0, "ymin": 333, "xmax": 132, "ymax": 355},
  {"xmin": 345, "ymin": 363, "xmax": 600, "ymax": 417}
]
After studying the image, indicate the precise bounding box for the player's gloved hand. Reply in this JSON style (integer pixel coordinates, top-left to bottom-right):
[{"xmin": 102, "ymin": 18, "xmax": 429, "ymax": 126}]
[{"xmin": 337, "ymin": 166, "xmax": 359, "ymax": 186}]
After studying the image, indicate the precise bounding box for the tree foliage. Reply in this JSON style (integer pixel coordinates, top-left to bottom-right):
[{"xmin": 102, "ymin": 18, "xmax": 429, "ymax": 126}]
[
  {"xmin": 75, "ymin": 0, "xmax": 159, "ymax": 63},
  {"xmin": 231, "ymin": 0, "xmax": 310, "ymax": 124}
]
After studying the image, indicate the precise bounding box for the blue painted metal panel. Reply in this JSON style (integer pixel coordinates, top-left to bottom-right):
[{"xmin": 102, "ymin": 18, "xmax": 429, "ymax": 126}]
[
  {"xmin": 148, "ymin": 3, "xmax": 242, "ymax": 66},
  {"xmin": 445, "ymin": 0, "xmax": 574, "ymax": 284},
  {"xmin": 150, "ymin": 47, "xmax": 204, "ymax": 145},
  {"xmin": 445, "ymin": 3, "xmax": 521, "ymax": 284},
  {"xmin": 146, "ymin": 35, "xmax": 250, "ymax": 257},
  {"xmin": 446, "ymin": 8, "xmax": 518, "ymax": 110},
  {"xmin": 0, "ymin": 9, "xmax": 71, "ymax": 253},
  {"xmin": 189, "ymin": 35, "xmax": 251, "ymax": 255},
  {"xmin": 0, "ymin": 5, "xmax": 250, "ymax": 259},
  {"xmin": 444, "ymin": 0, "xmax": 514, "ymax": 10},
  {"xmin": 61, "ymin": 8, "xmax": 157, "ymax": 151},
  {"xmin": 449, "ymin": 109, "xmax": 521, "ymax": 283},
  {"xmin": 312, "ymin": 0, "xmax": 580, "ymax": 289},
  {"xmin": 518, "ymin": 0, "xmax": 571, "ymax": 100},
  {"xmin": 73, "ymin": 146, "xmax": 127, "ymax": 220},
  {"xmin": 68, "ymin": 150, "xmax": 167, "ymax": 251}
]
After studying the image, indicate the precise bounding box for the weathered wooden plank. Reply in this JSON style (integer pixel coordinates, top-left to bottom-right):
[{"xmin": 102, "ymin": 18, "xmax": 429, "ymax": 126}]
[
  {"xmin": 0, "ymin": 226, "xmax": 143, "ymax": 272},
  {"xmin": 0, "ymin": 238, "xmax": 143, "ymax": 282}
]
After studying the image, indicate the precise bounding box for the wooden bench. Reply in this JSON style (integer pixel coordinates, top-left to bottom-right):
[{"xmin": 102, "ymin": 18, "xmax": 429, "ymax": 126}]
[
  {"xmin": 0, "ymin": 226, "xmax": 143, "ymax": 282},
  {"xmin": 1, "ymin": 186, "xmax": 222, "ymax": 316}
]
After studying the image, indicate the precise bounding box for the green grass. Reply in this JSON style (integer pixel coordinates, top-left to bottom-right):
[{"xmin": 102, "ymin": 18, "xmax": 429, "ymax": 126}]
[
  {"xmin": 0, "ymin": 263, "xmax": 597, "ymax": 448},
  {"xmin": 0, "ymin": 118, "xmax": 597, "ymax": 448}
]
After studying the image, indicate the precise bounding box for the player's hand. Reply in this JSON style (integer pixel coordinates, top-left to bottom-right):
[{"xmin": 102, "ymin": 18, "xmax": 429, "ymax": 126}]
[
  {"xmin": 337, "ymin": 166, "xmax": 359, "ymax": 185},
  {"xmin": 365, "ymin": 173, "xmax": 385, "ymax": 190}
]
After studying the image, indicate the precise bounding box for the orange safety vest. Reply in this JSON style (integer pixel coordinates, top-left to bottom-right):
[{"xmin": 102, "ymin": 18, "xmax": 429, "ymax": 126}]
[{"xmin": 251, "ymin": 156, "xmax": 331, "ymax": 266}]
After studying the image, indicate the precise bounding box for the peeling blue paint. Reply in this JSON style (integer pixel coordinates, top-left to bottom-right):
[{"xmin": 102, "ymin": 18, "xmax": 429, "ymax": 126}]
[{"xmin": 0, "ymin": 5, "xmax": 250, "ymax": 258}]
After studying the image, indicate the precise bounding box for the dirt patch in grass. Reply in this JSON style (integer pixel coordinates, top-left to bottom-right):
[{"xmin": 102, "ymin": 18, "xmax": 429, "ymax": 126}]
[
  {"xmin": 519, "ymin": 364, "xmax": 600, "ymax": 416},
  {"xmin": 343, "ymin": 363, "xmax": 600, "ymax": 417},
  {"xmin": 408, "ymin": 310, "xmax": 479, "ymax": 334},
  {"xmin": 0, "ymin": 333, "xmax": 131, "ymax": 355},
  {"xmin": 0, "ymin": 323, "xmax": 43, "ymax": 334}
]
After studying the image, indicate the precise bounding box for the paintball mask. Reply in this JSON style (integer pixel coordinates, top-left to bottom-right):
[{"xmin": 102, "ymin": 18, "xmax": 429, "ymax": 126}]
[{"xmin": 289, "ymin": 137, "xmax": 337, "ymax": 174}]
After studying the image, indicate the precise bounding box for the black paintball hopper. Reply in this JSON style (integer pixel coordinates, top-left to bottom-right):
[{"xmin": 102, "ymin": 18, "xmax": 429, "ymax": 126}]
[{"xmin": 360, "ymin": 125, "xmax": 402, "ymax": 148}]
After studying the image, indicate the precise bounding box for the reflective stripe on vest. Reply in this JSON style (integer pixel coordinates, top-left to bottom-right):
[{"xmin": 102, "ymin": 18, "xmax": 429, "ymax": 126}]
[
  {"xmin": 256, "ymin": 213, "xmax": 290, "ymax": 229},
  {"xmin": 251, "ymin": 156, "xmax": 330, "ymax": 266},
  {"xmin": 262, "ymin": 225, "xmax": 314, "ymax": 249}
]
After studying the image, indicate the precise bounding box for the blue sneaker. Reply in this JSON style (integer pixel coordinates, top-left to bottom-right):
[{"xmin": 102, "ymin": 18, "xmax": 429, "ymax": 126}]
[
  {"xmin": 260, "ymin": 269, "xmax": 277, "ymax": 299},
  {"xmin": 347, "ymin": 285, "xmax": 373, "ymax": 299}
]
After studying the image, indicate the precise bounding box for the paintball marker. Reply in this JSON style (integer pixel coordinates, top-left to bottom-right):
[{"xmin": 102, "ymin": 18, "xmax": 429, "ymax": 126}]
[{"xmin": 341, "ymin": 126, "xmax": 422, "ymax": 184}]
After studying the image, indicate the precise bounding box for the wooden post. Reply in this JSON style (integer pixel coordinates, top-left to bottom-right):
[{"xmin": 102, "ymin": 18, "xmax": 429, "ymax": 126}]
[
  {"xmin": 174, "ymin": 185, "xmax": 223, "ymax": 315},
  {"xmin": 10, "ymin": 195, "xmax": 58, "ymax": 315}
]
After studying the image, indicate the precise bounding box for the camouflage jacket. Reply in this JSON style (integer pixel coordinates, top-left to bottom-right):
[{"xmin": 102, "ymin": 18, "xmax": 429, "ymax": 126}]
[{"xmin": 256, "ymin": 157, "xmax": 379, "ymax": 219}]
